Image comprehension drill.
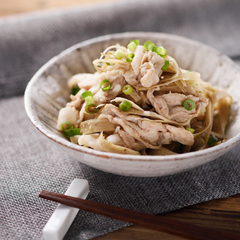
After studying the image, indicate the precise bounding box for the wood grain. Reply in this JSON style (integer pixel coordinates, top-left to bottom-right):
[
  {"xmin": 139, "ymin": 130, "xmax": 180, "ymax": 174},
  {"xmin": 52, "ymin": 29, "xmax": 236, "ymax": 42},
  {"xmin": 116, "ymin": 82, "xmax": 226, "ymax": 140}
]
[
  {"xmin": 96, "ymin": 194, "xmax": 240, "ymax": 240},
  {"xmin": 0, "ymin": 0, "xmax": 120, "ymax": 17},
  {"xmin": 2, "ymin": 1, "xmax": 240, "ymax": 239},
  {"xmin": 39, "ymin": 190, "xmax": 240, "ymax": 240}
]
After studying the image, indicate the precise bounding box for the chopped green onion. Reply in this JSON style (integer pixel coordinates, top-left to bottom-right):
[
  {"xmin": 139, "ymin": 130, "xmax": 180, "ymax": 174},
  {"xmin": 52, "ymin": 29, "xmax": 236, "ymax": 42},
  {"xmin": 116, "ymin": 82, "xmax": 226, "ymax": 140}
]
[
  {"xmin": 186, "ymin": 127, "xmax": 195, "ymax": 134},
  {"xmin": 126, "ymin": 53, "xmax": 135, "ymax": 62},
  {"xmin": 151, "ymin": 46, "xmax": 158, "ymax": 53},
  {"xmin": 61, "ymin": 121, "xmax": 81, "ymax": 137},
  {"xmin": 85, "ymin": 96, "xmax": 95, "ymax": 106},
  {"xmin": 85, "ymin": 104, "xmax": 98, "ymax": 114},
  {"xmin": 119, "ymin": 100, "xmax": 132, "ymax": 111},
  {"xmin": 122, "ymin": 84, "xmax": 133, "ymax": 95},
  {"xmin": 153, "ymin": 46, "xmax": 167, "ymax": 57},
  {"xmin": 161, "ymin": 59, "xmax": 169, "ymax": 70},
  {"xmin": 96, "ymin": 62, "xmax": 103, "ymax": 67},
  {"xmin": 147, "ymin": 43, "xmax": 155, "ymax": 51},
  {"xmin": 100, "ymin": 79, "xmax": 111, "ymax": 91},
  {"xmin": 81, "ymin": 91, "xmax": 93, "ymax": 100},
  {"xmin": 208, "ymin": 135, "xmax": 218, "ymax": 147},
  {"xmin": 130, "ymin": 39, "xmax": 140, "ymax": 46},
  {"xmin": 128, "ymin": 42, "xmax": 137, "ymax": 52},
  {"xmin": 144, "ymin": 40, "xmax": 154, "ymax": 50},
  {"xmin": 62, "ymin": 121, "xmax": 73, "ymax": 132},
  {"xmin": 106, "ymin": 62, "xmax": 115, "ymax": 66},
  {"xmin": 70, "ymin": 128, "xmax": 81, "ymax": 136},
  {"xmin": 83, "ymin": 94, "xmax": 97, "ymax": 114},
  {"xmin": 114, "ymin": 49, "xmax": 125, "ymax": 59},
  {"xmin": 71, "ymin": 86, "xmax": 80, "ymax": 95},
  {"xmin": 183, "ymin": 99, "xmax": 196, "ymax": 111}
]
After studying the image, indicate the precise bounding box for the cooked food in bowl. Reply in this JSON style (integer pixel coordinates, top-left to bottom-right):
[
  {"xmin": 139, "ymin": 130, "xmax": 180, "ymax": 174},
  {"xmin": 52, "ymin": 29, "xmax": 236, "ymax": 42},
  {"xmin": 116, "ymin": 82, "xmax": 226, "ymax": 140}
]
[{"xmin": 57, "ymin": 40, "xmax": 232, "ymax": 155}]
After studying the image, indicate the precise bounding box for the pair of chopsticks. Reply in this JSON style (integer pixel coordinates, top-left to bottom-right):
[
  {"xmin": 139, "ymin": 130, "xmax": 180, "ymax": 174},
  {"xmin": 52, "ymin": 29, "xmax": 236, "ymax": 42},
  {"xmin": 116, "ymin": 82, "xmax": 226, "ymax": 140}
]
[{"xmin": 39, "ymin": 190, "xmax": 239, "ymax": 240}]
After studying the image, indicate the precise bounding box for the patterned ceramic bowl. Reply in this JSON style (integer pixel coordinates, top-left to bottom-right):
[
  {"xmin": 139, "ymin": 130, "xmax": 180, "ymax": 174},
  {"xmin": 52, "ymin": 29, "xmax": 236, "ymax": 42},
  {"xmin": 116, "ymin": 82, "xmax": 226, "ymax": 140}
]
[{"xmin": 24, "ymin": 32, "xmax": 240, "ymax": 177}]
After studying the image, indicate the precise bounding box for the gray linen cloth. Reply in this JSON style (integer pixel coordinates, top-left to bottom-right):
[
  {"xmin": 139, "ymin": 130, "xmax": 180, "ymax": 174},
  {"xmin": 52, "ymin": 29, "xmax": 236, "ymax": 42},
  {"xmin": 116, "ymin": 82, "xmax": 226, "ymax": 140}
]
[{"xmin": 1, "ymin": 0, "xmax": 240, "ymax": 239}]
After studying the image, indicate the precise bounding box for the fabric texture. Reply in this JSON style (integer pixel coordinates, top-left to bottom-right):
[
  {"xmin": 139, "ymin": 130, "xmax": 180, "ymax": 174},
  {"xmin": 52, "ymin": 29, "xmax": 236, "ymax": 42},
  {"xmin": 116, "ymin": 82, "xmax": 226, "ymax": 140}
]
[{"xmin": 1, "ymin": 0, "xmax": 240, "ymax": 239}]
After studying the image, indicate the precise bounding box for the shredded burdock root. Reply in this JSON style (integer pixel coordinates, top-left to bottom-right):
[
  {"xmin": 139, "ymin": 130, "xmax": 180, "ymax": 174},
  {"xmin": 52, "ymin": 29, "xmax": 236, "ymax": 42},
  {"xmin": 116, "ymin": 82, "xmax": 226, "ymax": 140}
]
[{"xmin": 57, "ymin": 40, "xmax": 232, "ymax": 155}]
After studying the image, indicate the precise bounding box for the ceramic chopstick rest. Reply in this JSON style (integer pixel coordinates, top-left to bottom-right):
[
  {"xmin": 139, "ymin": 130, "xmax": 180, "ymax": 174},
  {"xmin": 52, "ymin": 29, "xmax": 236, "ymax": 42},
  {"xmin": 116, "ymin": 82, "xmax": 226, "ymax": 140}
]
[{"xmin": 42, "ymin": 179, "xmax": 89, "ymax": 240}]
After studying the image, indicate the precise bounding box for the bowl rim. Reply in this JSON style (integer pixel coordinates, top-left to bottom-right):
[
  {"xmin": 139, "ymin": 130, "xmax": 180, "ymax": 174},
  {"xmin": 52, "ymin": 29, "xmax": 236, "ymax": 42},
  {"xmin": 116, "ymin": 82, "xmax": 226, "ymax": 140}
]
[{"xmin": 24, "ymin": 31, "xmax": 240, "ymax": 162}]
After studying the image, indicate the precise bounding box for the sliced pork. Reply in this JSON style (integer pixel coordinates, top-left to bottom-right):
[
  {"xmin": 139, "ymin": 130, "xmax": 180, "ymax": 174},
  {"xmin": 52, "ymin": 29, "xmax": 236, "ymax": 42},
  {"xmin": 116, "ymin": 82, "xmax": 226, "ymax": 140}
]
[
  {"xmin": 124, "ymin": 47, "xmax": 165, "ymax": 88},
  {"xmin": 58, "ymin": 41, "xmax": 231, "ymax": 155},
  {"xmin": 147, "ymin": 90, "xmax": 208, "ymax": 123},
  {"xmin": 93, "ymin": 70, "xmax": 126, "ymax": 105},
  {"xmin": 57, "ymin": 106, "xmax": 79, "ymax": 130},
  {"xmin": 115, "ymin": 127, "xmax": 145, "ymax": 151},
  {"xmin": 98, "ymin": 104, "xmax": 194, "ymax": 148},
  {"xmin": 139, "ymin": 50, "xmax": 164, "ymax": 87}
]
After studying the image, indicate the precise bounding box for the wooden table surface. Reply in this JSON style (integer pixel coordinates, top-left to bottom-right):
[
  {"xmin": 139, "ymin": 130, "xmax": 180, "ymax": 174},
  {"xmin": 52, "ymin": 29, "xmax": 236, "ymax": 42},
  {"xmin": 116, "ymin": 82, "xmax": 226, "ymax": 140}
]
[{"xmin": 1, "ymin": 1, "xmax": 240, "ymax": 239}]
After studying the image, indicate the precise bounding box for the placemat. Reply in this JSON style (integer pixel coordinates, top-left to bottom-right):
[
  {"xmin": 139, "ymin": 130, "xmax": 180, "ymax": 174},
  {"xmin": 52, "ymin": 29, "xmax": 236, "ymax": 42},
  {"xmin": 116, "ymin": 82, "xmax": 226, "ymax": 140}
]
[{"xmin": 1, "ymin": 0, "xmax": 240, "ymax": 239}]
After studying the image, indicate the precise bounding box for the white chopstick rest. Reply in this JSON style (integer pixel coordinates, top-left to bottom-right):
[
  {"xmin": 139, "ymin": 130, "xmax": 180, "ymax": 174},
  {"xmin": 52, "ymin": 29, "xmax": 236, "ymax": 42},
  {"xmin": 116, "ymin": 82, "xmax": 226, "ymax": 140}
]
[{"xmin": 43, "ymin": 179, "xmax": 89, "ymax": 240}]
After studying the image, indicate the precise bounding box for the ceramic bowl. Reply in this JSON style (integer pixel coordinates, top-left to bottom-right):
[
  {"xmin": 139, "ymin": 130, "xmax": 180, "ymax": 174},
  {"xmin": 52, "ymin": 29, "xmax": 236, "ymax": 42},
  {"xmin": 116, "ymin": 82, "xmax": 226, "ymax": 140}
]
[{"xmin": 24, "ymin": 32, "xmax": 240, "ymax": 177}]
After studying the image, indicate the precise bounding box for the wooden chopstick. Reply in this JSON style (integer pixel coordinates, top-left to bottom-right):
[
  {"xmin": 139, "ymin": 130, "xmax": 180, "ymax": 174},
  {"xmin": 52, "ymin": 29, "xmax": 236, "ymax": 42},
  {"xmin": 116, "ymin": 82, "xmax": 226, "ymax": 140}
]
[{"xmin": 39, "ymin": 190, "xmax": 240, "ymax": 240}]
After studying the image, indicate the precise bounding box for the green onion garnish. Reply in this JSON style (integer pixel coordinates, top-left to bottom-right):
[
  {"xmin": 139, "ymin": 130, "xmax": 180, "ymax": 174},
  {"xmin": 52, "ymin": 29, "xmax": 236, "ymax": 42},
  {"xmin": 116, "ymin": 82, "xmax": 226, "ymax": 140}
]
[
  {"xmin": 85, "ymin": 96, "xmax": 95, "ymax": 106},
  {"xmin": 96, "ymin": 62, "xmax": 103, "ymax": 67},
  {"xmin": 83, "ymin": 95, "xmax": 98, "ymax": 114},
  {"xmin": 82, "ymin": 92, "xmax": 98, "ymax": 114},
  {"xmin": 119, "ymin": 100, "xmax": 132, "ymax": 111},
  {"xmin": 62, "ymin": 121, "xmax": 73, "ymax": 132},
  {"xmin": 208, "ymin": 135, "xmax": 218, "ymax": 147},
  {"xmin": 151, "ymin": 46, "xmax": 158, "ymax": 53},
  {"xmin": 130, "ymin": 39, "xmax": 140, "ymax": 46},
  {"xmin": 144, "ymin": 40, "xmax": 154, "ymax": 50},
  {"xmin": 100, "ymin": 79, "xmax": 111, "ymax": 91},
  {"xmin": 71, "ymin": 86, "xmax": 80, "ymax": 95},
  {"xmin": 122, "ymin": 84, "xmax": 133, "ymax": 95},
  {"xmin": 127, "ymin": 42, "xmax": 137, "ymax": 52},
  {"xmin": 186, "ymin": 127, "xmax": 195, "ymax": 134},
  {"xmin": 114, "ymin": 49, "xmax": 125, "ymax": 59},
  {"xmin": 153, "ymin": 46, "xmax": 167, "ymax": 57},
  {"xmin": 70, "ymin": 128, "xmax": 81, "ymax": 136},
  {"xmin": 161, "ymin": 60, "xmax": 169, "ymax": 70},
  {"xmin": 183, "ymin": 99, "xmax": 196, "ymax": 111},
  {"xmin": 85, "ymin": 104, "xmax": 98, "ymax": 114},
  {"xmin": 126, "ymin": 53, "xmax": 135, "ymax": 62},
  {"xmin": 61, "ymin": 121, "xmax": 81, "ymax": 137},
  {"xmin": 81, "ymin": 91, "xmax": 93, "ymax": 100},
  {"xmin": 147, "ymin": 43, "xmax": 155, "ymax": 51}
]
